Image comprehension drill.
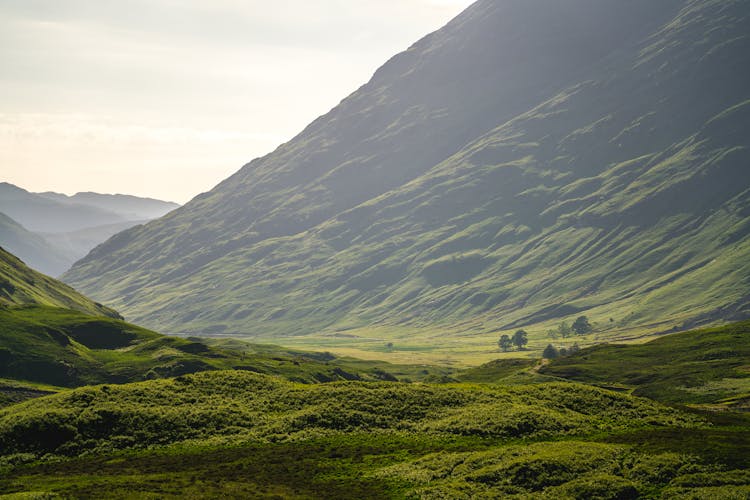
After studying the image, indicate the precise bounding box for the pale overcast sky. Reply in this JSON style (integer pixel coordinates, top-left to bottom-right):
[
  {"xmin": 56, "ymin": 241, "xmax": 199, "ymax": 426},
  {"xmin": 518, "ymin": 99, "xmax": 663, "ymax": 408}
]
[{"xmin": 0, "ymin": 0, "xmax": 474, "ymax": 203}]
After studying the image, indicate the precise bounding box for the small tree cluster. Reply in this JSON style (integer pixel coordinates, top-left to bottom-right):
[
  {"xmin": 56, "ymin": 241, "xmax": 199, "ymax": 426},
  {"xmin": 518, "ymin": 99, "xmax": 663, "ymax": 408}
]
[
  {"xmin": 548, "ymin": 316, "xmax": 594, "ymax": 340},
  {"xmin": 543, "ymin": 342, "xmax": 581, "ymax": 359},
  {"xmin": 498, "ymin": 330, "xmax": 528, "ymax": 352}
]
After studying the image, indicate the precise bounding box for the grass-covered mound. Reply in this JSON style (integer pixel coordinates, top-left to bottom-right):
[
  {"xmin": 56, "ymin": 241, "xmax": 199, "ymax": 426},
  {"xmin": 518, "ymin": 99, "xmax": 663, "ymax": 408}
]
[
  {"xmin": 540, "ymin": 320, "xmax": 750, "ymax": 407},
  {"xmin": 1, "ymin": 371, "xmax": 748, "ymax": 498},
  {"xmin": 0, "ymin": 306, "xmax": 224, "ymax": 387},
  {"xmin": 380, "ymin": 440, "xmax": 750, "ymax": 499},
  {"xmin": 0, "ymin": 371, "xmax": 699, "ymax": 457}
]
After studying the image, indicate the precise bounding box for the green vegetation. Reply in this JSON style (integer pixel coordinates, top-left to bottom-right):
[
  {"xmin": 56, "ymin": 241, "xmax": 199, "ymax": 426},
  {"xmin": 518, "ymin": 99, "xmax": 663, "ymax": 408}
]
[
  {"xmin": 0, "ymin": 247, "xmax": 119, "ymax": 318},
  {"xmin": 0, "ymin": 305, "xmax": 458, "ymax": 389},
  {"xmin": 541, "ymin": 320, "xmax": 750, "ymax": 407},
  {"xmin": 1, "ymin": 313, "xmax": 749, "ymax": 497},
  {"xmin": 2, "ymin": 1, "xmax": 750, "ymax": 497},
  {"xmin": 0, "ymin": 368, "xmax": 746, "ymax": 498}
]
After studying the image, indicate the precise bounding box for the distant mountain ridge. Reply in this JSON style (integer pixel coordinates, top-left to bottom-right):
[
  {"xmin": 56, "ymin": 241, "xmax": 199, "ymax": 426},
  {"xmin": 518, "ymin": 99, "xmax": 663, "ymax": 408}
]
[
  {"xmin": 0, "ymin": 182, "xmax": 178, "ymax": 276},
  {"xmin": 65, "ymin": 0, "xmax": 750, "ymax": 339},
  {"xmin": 0, "ymin": 213, "xmax": 72, "ymax": 278},
  {"xmin": 36, "ymin": 190, "xmax": 179, "ymax": 221}
]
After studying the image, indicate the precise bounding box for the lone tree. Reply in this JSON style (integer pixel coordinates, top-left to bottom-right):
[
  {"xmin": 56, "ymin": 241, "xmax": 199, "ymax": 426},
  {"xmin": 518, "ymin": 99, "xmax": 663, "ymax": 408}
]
[
  {"xmin": 542, "ymin": 344, "xmax": 559, "ymax": 359},
  {"xmin": 511, "ymin": 329, "xmax": 528, "ymax": 350},
  {"xmin": 572, "ymin": 316, "xmax": 593, "ymax": 335},
  {"xmin": 558, "ymin": 321, "xmax": 572, "ymax": 338},
  {"xmin": 498, "ymin": 334, "xmax": 513, "ymax": 352}
]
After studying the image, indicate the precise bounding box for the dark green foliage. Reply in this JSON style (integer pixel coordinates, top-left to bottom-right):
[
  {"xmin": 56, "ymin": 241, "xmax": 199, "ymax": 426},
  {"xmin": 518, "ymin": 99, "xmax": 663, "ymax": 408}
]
[
  {"xmin": 512, "ymin": 329, "xmax": 528, "ymax": 350},
  {"xmin": 572, "ymin": 315, "xmax": 593, "ymax": 335},
  {"xmin": 0, "ymin": 372, "xmax": 699, "ymax": 457},
  {"xmin": 498, "ymin": 334, "xmax": 512, "ymax": 352},
  {"xmin": 543, "ymin": 344, "xmax": 559, "ymax": 359},
  {"xmin": 1, "ymin": 321, "xmax": 749, "ymax": 497},
  {"xmin": 0, "ymin": 306, "xmax": 452, "ymax": 388}
]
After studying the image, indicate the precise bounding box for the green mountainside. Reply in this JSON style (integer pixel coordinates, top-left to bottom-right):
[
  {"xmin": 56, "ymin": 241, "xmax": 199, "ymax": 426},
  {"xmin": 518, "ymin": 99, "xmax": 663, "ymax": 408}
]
[
  {"xmin": 64, "ymin": 0, "xmax": 750, "ymax": 344},
  {"xmin": 0, "ymin": 213, "xmax": 73, "ymax": 277},
  {"xmin": 0, "ymin": 247, "xmax": 119, "ymax": 317},
  {"xmin": 1, "ymin": 247, "xmax": 448, "ymax": 390},
  {"xmin": 1, "ymin": 365, "xmax": 747, "ymax": 498}
]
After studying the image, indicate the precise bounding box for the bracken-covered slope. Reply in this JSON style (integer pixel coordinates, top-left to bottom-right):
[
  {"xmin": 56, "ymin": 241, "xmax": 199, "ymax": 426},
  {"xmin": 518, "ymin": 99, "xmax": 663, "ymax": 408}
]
[{"xmin": 65, "ymin": 0, "xmax": 750, "ymax": 337}]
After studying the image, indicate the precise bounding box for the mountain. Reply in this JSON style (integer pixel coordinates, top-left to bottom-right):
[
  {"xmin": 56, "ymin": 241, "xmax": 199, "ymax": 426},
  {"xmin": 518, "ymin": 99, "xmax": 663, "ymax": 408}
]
[
  {"xmin": 0, "ymin": 212, "xmax": 73, "ymax": 277},
  {"xmin": 65, "ymin": 0, "xmax": 750, "ymax": 340},
  {"xmin": 0, "ymin": 182, "xmax": 127, "ymax": 234},
  {"xmin": 36, "ymin": 191, "xmax": 179, "ymax": 221},
  {"xmin": 0, "ymin": 182, "xmax": 179, "ymax": 275}
]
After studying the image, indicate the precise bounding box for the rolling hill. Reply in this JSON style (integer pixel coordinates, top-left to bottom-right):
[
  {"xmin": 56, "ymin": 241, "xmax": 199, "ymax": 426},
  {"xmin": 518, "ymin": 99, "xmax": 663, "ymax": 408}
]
[{"xmin": 64, "ymin": 0, "xmax": 750, "ymax": 344}]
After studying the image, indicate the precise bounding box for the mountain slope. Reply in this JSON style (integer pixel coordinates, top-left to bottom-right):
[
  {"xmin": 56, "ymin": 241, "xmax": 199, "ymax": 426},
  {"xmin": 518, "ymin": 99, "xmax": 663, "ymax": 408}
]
[
  {"xmin": 65, "ymin": 0, "xmax": 750, "ymax": 340},
  {"xmin": 0, "ymin": 246, "xmax": 120, "ymax": 318},
  {"xmin": 0, "ymin": 213, "xmax": 73, "ymax": 277},
  {"xmin": 0, "ymin": 246, "xmax": 451, "ymax": 389}
]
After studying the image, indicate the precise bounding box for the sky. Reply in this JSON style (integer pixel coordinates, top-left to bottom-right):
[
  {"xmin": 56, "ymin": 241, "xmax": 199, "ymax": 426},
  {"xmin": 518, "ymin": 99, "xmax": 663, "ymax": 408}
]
[{"xmin": 0, "ymin": 0, "xmax": 474, "ymax": 204}]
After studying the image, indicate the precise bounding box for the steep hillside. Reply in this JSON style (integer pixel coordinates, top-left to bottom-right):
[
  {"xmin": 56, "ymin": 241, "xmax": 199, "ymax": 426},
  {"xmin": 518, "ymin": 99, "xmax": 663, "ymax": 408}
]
[
  {"xmin": 0, "ymin": 247, "xmax": 119, "ymax": 318},
  {"xmin": 0, "ymin": 213, "xmax": 73, "ymax": 277},
  {"xmin": 39, "ymin": 219, "xmax": 149, "ymax": 269},
  {"xmin": 65, "ymin": 0, "xmax": 750, "ymax": 341}
]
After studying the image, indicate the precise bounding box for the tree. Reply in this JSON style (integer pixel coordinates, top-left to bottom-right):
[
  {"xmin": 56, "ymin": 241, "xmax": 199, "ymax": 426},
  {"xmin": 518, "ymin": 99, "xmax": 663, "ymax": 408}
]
[
  {"xmin": 498, "ymin": 335, "xmax": 513, "ymax": 352},
  {"xmin": 542, "ymin": 344, "xmax": 559, "ymax": 359},
  {"xmin": 511, "ymin": 329, "xmax": 528, "ymax": 350},
  {"xmin": 572, "ymin": 316, "xmax": 593, "ymax": 335},
  {"xmin": 558, "ymin": 321, "xmax": 572, "ymax": 338},
  {"xmin": 569, "ymin": 342, "xmax": 581, "ymax": 354}
]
